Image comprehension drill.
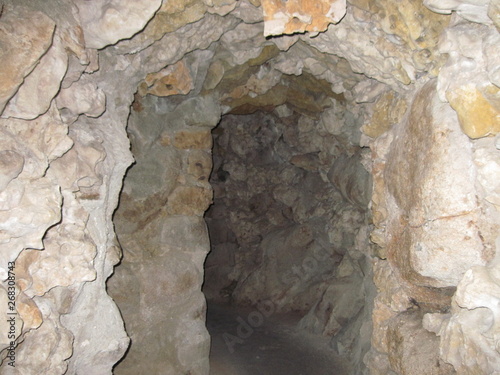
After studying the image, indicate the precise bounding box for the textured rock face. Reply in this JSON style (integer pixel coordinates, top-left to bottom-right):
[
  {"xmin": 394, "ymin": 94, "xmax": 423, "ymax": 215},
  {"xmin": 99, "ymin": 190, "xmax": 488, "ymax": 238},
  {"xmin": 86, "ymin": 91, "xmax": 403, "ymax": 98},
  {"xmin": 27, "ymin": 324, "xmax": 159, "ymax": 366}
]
[
  {"xmin": 108, "ymin": 94, "xmax": 217, "ymax": 374},
  {"xmin": 0, "ymin": 0, "xmax": 498, "ymax": 375},
  {"xmin": 0, "ymin": 5, "xmax": 56, "ymax": 113},
  {"xmin": 364, "ymin": 3, "xmax": 500, "ymax": 372},
  {"xmin": 262, "ymin": 0, "xmax": 346, "ymax": 36}
]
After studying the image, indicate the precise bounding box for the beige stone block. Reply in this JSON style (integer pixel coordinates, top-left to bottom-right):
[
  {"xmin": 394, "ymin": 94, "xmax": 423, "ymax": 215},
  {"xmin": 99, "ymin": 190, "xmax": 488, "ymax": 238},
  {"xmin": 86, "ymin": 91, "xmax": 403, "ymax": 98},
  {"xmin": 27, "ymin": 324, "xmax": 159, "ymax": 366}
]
[
  {"xmin": 140, "ymin": 60, "xmax": 194, "ymax": 97},
  {"xmin": 362, "ymin": 92, "xmax": 408, "ymax": 138},
  {"xmin": 447, "ymin": 84, "xmax": 500, "ymax": 139}
]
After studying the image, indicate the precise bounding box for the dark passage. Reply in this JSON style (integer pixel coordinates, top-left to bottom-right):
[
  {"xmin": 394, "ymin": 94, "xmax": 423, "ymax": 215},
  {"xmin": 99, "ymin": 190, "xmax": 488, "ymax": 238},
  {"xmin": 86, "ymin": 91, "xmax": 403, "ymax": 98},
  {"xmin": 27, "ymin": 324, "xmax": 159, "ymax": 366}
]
[{"xmin": 207, "ymin": 303, "xmax": 351, "ymax": 375}]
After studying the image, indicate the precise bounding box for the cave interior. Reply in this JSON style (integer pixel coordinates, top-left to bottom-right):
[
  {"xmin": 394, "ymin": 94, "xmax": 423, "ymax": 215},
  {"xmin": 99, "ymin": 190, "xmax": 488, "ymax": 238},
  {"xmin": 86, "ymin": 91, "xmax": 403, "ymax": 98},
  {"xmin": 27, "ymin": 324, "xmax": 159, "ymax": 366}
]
[{"xmin": 0, "ymin": 1, "xmax": 499, "ymax": 375}]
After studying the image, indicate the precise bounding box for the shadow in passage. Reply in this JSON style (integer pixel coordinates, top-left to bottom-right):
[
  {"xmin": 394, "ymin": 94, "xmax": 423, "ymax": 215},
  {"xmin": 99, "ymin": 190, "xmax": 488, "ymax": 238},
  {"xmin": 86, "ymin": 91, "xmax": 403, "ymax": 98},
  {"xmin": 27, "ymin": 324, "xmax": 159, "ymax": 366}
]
[{"xmin": 207, "ymin": 303, "xmax": 351, "ymax": 375}]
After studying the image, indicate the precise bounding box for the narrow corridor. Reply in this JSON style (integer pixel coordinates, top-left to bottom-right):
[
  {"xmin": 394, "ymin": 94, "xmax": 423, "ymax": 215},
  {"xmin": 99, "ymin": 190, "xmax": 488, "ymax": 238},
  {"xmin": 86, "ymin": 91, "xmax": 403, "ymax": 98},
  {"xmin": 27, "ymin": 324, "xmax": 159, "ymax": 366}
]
[{"xmin": 207, "ymin": 303, "xmax": 351, "ymax": 375}]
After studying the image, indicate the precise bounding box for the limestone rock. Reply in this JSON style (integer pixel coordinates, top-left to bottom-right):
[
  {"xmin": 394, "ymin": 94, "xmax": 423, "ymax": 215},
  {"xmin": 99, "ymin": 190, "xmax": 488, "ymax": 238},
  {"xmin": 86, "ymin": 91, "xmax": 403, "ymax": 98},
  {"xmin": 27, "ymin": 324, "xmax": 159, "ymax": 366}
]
[
  {"xmin": 490, "ymin": 0, "xmax": 500, "ymax": 30},
  {"xmin": 74, "ymin": 0, "xmax": 162, "ymax": 49},
  {"xmin": 187, "ymin": 150, "xmax": 212, "ymax": 182},
  {"xmin": 169, "ymin": 96, "xmax": 222, "ymax": 129},
  {"xmin": 299, "ymin": 274, "xmax": 365, "ymax": 337},
  {"xmin": 386, "ymin": 312, "xmax": 455, "ymax": 375},
  {"xmin": 61, "ymin": 285, "xmax": 130, "ymax": 375},
  {"xmin": 384, "ymin": 81, "xmax": 487, "ymax": 289},
  {"xmin": 0, "ymin": 5, "xmax": 55, "ymax": 113},
  {"xmin": 220, "ymin": 22, "xmax": 268, "ymax": 65},
  {"xmin": 57, "ymin": 79, "xmax": 107, "ymax": 120},
  {"xmin": 174, "ymin": 129, "xmax": 213, "ymax": 149},
  {"xmin": 231, "ymin": 0, "xmax": 264, "ymax": 23},
  {"xmin": 1, "ymin": 1, "xmax": 499, "ymax": 374},
  {"xmin": 436, "ymin": 20, "xmax": 499, "ymax": 113},
  {"xmin": 474, "ymin": 137, "xmax": 500, "ymax": 210},
  {"xmin": 0, "ymin": 150, "xmax": 24, "ymax": 192},
  {"xmin": 362, "ymin": 92, "xmax": 408, "ymax": 138},
  {"xmin": 446, "ymin": 84, "xmax": 500, "ymax": 138},
  {"xmin": 3, "ymin": 34, "xmax": 68, "ymax": 120},
  {"xmin": 438, "ymin": 261, "xmax": 500, "ymax": 374},
  {"xmin": 167, "ymin": 185, "xmax": 213, "ymax": 216},
  {"xmin": 424, "ymin": 0, "xmax": 493, "ymax": 24},
  {"xmin": 328, "ymin": 153, "xmax": 372, "ymax": 208},
  {"xmin": 305, "ymin": 0, "xmax": 449, "ymax": 88},
  {"xmin": 48, "ymin": 131, "xmax": 106, "ymax": 198},
  {"xmin": 12, "ymin": 305, "xmax": 73, "ymax": 375},
  {"xmin": 16, "ymin": 194, "xmax": 97, "ymax": 298},
  {"xmin": 262, "ymin": 0, "xmax": 346, "ymax": 37},
  {"xmin": 139, "ymin": 60, "xmax": 194, "ymax": 97},
  {"xmin": 0, "ymin": 105, "xmax": 73, "ymax": 280},
  {"xmin": 109, "ymin": 93, "xmax": 213, "ymax": 374},
  {"xmin": 112, "ymin": 0, "xmax": 208, "ymax": 54}
]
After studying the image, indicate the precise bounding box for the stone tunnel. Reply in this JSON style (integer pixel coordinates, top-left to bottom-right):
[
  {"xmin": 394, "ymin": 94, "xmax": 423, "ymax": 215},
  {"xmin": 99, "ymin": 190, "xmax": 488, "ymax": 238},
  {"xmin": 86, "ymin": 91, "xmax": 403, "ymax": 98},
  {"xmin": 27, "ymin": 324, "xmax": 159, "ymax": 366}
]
[{"xmin": 0, "ymin": 0, "xmax": 499, "ymax": 374}]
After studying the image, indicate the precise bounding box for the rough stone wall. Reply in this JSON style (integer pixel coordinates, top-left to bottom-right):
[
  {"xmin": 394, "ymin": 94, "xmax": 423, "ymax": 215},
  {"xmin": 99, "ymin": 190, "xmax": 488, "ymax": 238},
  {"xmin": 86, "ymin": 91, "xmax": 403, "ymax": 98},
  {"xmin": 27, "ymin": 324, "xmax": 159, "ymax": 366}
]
[
  {"xmin": 0, "ymin": 0, "xmax": 498, "ymax": 374},
  {"xmin": 108, "ymin": 94, "xmax": 220, "ymax": 374},
  {"xmin": 362, "ymin": 3, "xmax": 500, "ymax": 375}
]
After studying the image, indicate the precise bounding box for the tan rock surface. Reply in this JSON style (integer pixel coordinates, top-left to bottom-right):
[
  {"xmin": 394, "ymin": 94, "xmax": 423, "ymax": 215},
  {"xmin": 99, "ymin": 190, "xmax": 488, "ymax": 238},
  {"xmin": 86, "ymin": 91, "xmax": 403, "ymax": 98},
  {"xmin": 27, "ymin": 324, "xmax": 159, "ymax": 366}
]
[
  {"xmin": 262, "ymin": 0, "xmax": 346, "ymax": 36},
  {"xmin": 0, "ymin": 5, "xmax": 55, "ymax": 113}
]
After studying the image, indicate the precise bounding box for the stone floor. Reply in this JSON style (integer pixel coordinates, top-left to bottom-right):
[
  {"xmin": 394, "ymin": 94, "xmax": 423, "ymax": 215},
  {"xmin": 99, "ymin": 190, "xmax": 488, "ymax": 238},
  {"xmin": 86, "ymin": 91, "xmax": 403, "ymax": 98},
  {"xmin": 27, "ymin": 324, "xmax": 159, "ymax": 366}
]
[{"xmin": 207, "ymin": 303, "xmax": 351, "ymax": 375}]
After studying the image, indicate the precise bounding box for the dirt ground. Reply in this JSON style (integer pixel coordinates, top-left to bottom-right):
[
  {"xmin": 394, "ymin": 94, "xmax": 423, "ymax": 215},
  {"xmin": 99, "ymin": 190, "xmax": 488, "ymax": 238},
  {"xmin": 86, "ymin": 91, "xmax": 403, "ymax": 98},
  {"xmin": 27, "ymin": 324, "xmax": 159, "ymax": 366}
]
[{"xmin": 207, "ymin": 303, "xmax": 351, "ymax": 375}]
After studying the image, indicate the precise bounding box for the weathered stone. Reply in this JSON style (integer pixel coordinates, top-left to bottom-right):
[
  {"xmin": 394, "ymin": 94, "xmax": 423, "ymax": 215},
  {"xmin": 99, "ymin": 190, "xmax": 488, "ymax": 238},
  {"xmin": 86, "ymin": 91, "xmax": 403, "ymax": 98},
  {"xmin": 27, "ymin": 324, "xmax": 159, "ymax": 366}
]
[
  {"xmin": 232, "ymin": 0, "xmax": 264, "ymax": 23},
  {"xmin": 387, "ymin": 312, "xmax": 455, "ymax": 375},
  {"xmin": 490, "ymin": 0, "xmax": 500, "ymax": 31},
  {"xmin": 174, "ymin": 129, "xmax": 213, "ymax": 149},
  {"xmin": 74, "ymin": 0, "xmax": 162, "ymax": 49},
  {"xmin": 0, "ymin": 177, "xmax": 62, "ymax": 278},
  {"xmin": 474, "ymin": 137, "xmax": 500, "ymax": 210},
  {"xmin": 169, "ymin": 96, "xmax": 222, "ymax": 128},
  {"xmin": 0, "ymin": 150, "xmax": 24, "ymax": 192},
  {"xmin": 384, "ymin": 81, "xmax": 487, "ymax": 289},
  {"xmin": 16, "ymin": 198, "xmax": 97, "ymax": 298},
  {"xmin": 113, "ymin": 0, "xmax": 208, "ymax": 54},
  {"xmin": 220, "ymin": 21, "xmax": 268, "ymax": 65},
  {"xmin": 424, "ymin": 0, "xmax": 492, "ymax": 24},
  {"xmin": 435, "ymin": 257, "xmax": 500, "ymax": 374},
  {"xmin": 2, "ymin": 1, "xmax": 499, "ymax": 374},
  {"xmin": 362, "ymin": 92, "xmax": 408, "ymax": 138},
  {"xmin": 139, "ymin": 60, "xmax": 194, "ymax": 97},
  {"xmin": 13, "ymin": 307, "xmax": 74, "ymax": 375},
  {"xmin": 328, "ymin": 153, "xmax": 372, "ymax": 208},
  {"xmin": 447, "ymin": 84, "xmax": 500, "ymax": 139},
  {"xmin": 0, "ymin": 5, "xmax": 56, "ymax": 114},
  {"xmin": 262, "ymin": 0, "xmax": 347, "ymax": 37},
  {"xmin": 3, "ymin": 34, "xmax": 68, "ymax": 120},
  {"xmin": 57, "ymin": 79, "xmax": 106, "ymax": 120},
  {"xmin": 289, "ymin": 152, "xmax": 321, "ymax": 171},
  {"xmin": 16, "ymin": 292, "xmax": 43, "ymax": 331},
  {"xmin": 187, "ymin": 150, "xmax": 212, "ymax": 182},
  {"xmin": 305, "ymin": 0, "xmax": 449, "ymax": 88},
  {"xmin": 167, "ymin": 185, "xmax": 213, "ymax": 216},
  {"xmin": 299, "ymin": 275, "xmax": 365, "ymax": 337}
]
